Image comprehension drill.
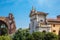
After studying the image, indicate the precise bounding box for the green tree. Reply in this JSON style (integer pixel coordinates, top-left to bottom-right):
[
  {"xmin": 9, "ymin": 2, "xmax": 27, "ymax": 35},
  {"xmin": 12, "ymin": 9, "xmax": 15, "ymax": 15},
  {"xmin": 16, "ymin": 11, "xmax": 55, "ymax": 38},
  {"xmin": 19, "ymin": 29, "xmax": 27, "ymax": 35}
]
[
  {"xmin": 12, "ymin": 28, "xmax": 58, "ymax": 40},
  {"xmin": 32, "ymin": 32, "xmax": 45, "ymax": 40},
  {"xmin": 1, "ymin": 28, "xmax": 8, "ymax": 35},
  {"xmin": 13, "ymin": 28, "xmax": 34, "ymax": 40},
  {"xmin": 0, "ymin": 36, "xmax": 12, "ymax": 40},
  {"xmin": 13, "ymin": 28, "xmax": 24, "ymax": 40},
  {"xmin": 44, "ymin": 32, "xmax": 58, "ymax": 40},
  {"xmin": 26, "ymin": 34, "xmax": 34, "ymax": 40}
]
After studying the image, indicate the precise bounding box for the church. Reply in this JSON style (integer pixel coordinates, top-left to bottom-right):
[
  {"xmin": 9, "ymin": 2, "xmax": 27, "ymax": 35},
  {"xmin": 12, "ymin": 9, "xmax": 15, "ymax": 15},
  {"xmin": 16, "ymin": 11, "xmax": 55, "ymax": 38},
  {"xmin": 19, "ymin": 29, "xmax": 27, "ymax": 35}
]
[{"xmin": 29, "ymin": 7, "xmax": 60, "ymax": 35}]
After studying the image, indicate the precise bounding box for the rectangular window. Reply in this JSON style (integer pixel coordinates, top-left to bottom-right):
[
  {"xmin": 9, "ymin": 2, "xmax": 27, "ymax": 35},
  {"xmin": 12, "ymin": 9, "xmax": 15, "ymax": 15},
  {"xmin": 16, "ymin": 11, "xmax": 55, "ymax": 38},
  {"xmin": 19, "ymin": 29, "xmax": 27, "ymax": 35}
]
[{"xmin": 53, "ymin": 24, "xmax": 55, "ymax": 27}]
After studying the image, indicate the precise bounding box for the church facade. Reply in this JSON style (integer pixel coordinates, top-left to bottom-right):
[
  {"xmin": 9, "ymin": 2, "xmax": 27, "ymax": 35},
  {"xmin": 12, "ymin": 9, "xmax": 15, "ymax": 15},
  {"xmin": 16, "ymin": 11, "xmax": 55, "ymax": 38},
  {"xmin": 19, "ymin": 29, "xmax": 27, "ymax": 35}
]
[
  {"xmin": 29, "ymin": 7, "xmax": 60, "ymax": 35},
  {"xmin": 0, "ymin": 13, "xmax": 16, "ymax": 35}
]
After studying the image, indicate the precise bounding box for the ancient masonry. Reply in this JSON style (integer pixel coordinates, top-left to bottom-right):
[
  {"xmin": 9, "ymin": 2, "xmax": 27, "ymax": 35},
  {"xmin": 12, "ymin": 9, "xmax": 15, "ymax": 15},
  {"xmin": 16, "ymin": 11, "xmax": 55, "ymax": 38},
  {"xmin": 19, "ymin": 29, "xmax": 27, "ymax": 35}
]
[{"xmin": 0, "ymin": 13, "xmax": 16, "ymax": 35}]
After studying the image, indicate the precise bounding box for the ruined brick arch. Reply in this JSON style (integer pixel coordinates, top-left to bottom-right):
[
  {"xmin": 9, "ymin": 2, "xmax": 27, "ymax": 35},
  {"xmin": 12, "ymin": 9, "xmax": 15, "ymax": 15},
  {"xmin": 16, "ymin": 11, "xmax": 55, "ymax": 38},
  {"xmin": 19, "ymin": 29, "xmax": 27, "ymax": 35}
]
[
  {"xmin": 0, "ymin": 17, "xmax": 10, "ymax": 34},
  {"xmin": 0, "ymin": 13, "xmax": 16, "ymax": 34}
]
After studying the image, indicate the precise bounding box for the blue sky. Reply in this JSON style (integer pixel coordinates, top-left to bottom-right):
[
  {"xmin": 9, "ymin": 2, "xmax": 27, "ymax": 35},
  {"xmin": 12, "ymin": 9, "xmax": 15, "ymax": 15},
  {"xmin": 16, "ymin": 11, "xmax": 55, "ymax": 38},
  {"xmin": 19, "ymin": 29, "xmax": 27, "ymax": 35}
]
[{"xmin": 0, "ymin": 0, "xmax": 60, "ymax": 29}]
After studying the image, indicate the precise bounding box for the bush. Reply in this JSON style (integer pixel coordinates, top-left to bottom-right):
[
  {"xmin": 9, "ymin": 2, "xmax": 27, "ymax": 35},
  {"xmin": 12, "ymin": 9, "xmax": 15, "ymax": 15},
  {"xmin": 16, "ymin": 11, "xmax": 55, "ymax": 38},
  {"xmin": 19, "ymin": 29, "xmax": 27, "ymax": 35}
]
[
  {"xmin": 32, "ymin": 32, "xmax": 45, "ymax": 40},
  {"xmin": 0, "ymin": 36, "xmax": 12, "ymax": 40},
  {"xmin": 12, "ymin": 28, "xmax": 58, "ymax": 40},
  {"xmin": 44, "ymin": 32, "xmax": 58, "ymax": 40}
]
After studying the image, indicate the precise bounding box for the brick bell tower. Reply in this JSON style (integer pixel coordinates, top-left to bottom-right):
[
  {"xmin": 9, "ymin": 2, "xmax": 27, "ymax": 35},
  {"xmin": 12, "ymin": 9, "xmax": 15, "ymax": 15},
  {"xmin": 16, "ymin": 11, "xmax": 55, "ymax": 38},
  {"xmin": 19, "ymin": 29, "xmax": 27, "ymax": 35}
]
[{"xmin": 8, "ymin": 13, "xmax": 16, "ymax": 34}]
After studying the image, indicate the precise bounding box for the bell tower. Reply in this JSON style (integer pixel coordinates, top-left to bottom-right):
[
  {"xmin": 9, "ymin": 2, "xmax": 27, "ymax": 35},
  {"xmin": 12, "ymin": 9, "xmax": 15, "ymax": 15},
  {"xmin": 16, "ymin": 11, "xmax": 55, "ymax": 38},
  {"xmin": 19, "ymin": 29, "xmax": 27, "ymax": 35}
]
[
  {"xmin": 29, "ymin": 6, "xmax": 37, "ymax": 33},
  {"xmin": 8, "ymin": 13, "xmax": 16, "ymax": 34},
  {"xmin": 29, "ymin": 7, "xmax": 48, "ymax": 33}
]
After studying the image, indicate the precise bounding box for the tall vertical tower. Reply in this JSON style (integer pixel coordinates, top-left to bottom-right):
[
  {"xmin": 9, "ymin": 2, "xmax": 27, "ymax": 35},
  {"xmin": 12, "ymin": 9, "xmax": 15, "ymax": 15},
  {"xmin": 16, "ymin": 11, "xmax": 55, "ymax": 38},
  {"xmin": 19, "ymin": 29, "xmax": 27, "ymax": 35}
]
[
  {"xmin": 8, "ymin": 13, "xmax": 16, "ymax": 34},
  {"xmin": 29, "ymin": 7, "xmax": 48, "ymax": 33}
]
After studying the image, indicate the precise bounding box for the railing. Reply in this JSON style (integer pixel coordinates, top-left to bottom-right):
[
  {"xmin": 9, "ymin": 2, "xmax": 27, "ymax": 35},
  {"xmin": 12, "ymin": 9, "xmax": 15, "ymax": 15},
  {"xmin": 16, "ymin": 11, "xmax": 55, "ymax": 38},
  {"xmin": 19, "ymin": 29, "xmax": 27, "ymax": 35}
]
[{"xmin": 40, "ymin": 25, "xmax": 51, "ymax": 27}]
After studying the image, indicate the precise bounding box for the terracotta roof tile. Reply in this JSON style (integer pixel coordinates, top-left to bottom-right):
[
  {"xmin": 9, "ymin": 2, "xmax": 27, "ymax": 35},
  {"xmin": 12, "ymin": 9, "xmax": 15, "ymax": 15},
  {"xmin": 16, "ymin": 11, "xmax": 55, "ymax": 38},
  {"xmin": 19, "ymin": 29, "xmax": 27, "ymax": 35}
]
[{"xmin": 47, "ymin": 18, "xmax": 60, "ymax": 22}]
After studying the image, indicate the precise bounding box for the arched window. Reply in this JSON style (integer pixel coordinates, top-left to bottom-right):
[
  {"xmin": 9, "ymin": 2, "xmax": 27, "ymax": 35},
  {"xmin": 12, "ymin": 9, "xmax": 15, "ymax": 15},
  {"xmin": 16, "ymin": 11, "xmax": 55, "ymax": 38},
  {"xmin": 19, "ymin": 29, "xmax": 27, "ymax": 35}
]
[
  {"xmin": 43, "ymin": 30, "xmax": 46, "ymax": 33},
  {"xmin": 53, "ymin": 30, "xmax": 56, "ymax": 32},
  {"xmin": 40, "ymin": 20, "xmax": 43, "ymax": 22}
]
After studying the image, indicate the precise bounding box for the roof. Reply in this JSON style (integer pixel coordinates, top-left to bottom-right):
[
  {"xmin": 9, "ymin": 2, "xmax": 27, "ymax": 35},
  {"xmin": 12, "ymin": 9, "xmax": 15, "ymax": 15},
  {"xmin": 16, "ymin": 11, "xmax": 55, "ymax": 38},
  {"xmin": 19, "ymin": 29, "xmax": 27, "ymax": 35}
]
[
  {"xmin": 40, "ymin": 21, "xmax": 60, "ymax": 25},
  {"xmin": 47, "ymin": 21, "xmax": 60, "ymax": 24},
  {"xmin": 39, "ymin": 18, "xmax": 60, "ymax": 25},
  {"xmin": 47, "ymin": 18, "xmax": 60, "ymax": 22},
  {"xmin": 47, "ymin": 18, "xmax": 60, "ymax": 24},
  {"xmin": 30, "ymin": 11, "xmax": 48, "ymax": 17}
]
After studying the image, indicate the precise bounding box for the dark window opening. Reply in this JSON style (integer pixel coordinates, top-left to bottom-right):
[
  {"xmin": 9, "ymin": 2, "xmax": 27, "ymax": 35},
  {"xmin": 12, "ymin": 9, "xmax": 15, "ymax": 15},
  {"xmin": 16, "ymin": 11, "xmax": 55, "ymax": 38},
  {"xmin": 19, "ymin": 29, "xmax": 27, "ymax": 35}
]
[
  {"xmin": 53, "ymin": 24, "xmax": 55, "ymax": 27},
  {"xmin": 43, "ymin": 30, "xmax": 46, "ymax": 33},
  {"xmin": 40, "ymin": 20, "xmax": 43, "ymax": 22},
  {"xmin": 53, "ymin": 30, "xmax": 56, "ymax": 32}
]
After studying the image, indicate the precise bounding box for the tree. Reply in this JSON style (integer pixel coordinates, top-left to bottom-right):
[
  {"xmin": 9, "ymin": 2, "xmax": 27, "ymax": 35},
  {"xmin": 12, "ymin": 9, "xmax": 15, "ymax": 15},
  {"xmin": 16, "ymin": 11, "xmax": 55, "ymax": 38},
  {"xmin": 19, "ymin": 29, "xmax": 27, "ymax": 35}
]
[
  {"xmin": 0, "ymin": 36, "xmax": 12, "ymax": 40},
  {"xmin": 12, "ymin": 28, "xmax": 58, "ymax": 40},
  {"xmin": 13, "ymin": 28, "xmax": 34, "ymax": 40},
  {"xmin": 0, "ymin": 24, "xmax": 8, "ymax": 36},
  {"xmin": 32, "ymin": 32, "xmax": 45, "ymax": 40},
  {"xmin": 44, "ymin": 32, "xmax": 58, "ymax": 40},
  {"xmin": 13, "ymin": 28, "xmax": 24, "ymax": 40},
  {"xmin": 1, "ymin": 28, "xmax": 8, "ymax": 35}
]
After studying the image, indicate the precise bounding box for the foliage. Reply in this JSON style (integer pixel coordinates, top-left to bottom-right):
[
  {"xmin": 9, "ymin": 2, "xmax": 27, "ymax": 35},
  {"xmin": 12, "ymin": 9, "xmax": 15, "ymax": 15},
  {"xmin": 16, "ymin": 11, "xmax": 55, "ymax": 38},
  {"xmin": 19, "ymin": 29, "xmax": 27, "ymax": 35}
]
[
  {"xmin": 44, "ymin": 32, "xmax": 58, "ymax": 40},
  {"xmin": 0, "ymin": 35, "xmax": 12, "ymax": 40},
  {"xmin": 12, "ymin": 28, "xmax": 24, "ymax": 40},
  {"xmin": 32, "ymin": 32, "xmax": 45, "ymax": 40},
  {"xmin": 13, "ymin": 28, "xmax": 34, "ymax": 40},
  {"xmin": 1, "ymin": 28, "xmax": 8, "ymax": 35},
  {"xmin": 0, "ymin": 28, "xmax": 58, "ymax": 40},
  {"xmin": 12, "ymin": 28, "xmax": 58, "ymax": 40}
]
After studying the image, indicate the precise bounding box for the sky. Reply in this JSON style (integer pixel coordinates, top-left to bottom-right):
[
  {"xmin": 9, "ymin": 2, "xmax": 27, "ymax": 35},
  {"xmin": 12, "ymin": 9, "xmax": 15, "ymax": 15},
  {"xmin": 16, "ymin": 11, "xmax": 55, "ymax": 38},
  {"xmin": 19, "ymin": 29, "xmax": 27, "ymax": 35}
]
[{"xmin": 0, "ymin": 0, "xmax": 60, "ymax": 29}]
